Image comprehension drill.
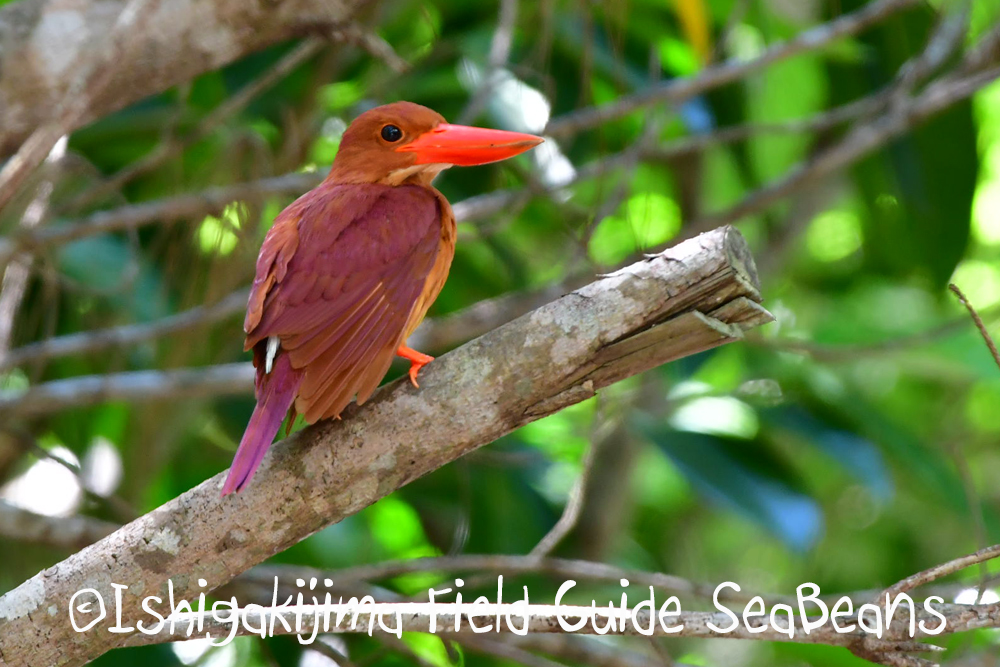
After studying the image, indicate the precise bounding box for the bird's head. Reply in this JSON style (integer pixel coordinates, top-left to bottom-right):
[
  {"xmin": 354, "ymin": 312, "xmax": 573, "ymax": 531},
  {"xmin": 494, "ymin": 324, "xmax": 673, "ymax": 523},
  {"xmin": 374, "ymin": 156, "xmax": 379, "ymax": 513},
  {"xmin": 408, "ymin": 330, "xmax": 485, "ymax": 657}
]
[{"xmin": 328, "ymin": 101, "xmax": 544, "ymax": 186}]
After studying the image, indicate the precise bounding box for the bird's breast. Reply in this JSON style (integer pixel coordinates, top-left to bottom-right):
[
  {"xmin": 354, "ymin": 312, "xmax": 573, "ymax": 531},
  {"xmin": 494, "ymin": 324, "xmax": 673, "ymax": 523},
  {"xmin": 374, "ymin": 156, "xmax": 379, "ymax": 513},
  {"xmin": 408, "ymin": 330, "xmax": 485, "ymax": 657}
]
[{"xmin": 405, "ymin": 195, "xmax": 456, "ymax": 337}]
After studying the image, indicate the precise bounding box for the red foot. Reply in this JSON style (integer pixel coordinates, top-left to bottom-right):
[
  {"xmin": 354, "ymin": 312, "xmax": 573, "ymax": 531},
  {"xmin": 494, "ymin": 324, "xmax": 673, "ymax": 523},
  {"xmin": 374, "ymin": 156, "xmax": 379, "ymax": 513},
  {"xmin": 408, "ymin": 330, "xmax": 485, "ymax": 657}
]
[{"xmin": 396, "ymin": 345, "xmax": 434, "ymax": 388}]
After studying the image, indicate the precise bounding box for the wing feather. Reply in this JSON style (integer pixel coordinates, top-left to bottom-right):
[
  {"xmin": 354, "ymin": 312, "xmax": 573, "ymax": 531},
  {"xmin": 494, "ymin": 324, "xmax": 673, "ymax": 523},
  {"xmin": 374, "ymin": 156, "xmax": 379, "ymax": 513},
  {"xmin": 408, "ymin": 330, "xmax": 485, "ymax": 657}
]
[{"xmin": 244, "ymin": 183, "xmax": 442, "ymax": 422}]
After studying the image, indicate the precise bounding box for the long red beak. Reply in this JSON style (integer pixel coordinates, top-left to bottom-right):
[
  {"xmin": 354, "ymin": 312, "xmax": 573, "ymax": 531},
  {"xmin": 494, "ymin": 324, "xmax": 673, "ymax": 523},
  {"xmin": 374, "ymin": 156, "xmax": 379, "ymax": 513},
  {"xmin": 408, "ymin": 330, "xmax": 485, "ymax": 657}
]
[{"xmin": 397, "ymin": 124, "xmax": 544, "ymax": 166}]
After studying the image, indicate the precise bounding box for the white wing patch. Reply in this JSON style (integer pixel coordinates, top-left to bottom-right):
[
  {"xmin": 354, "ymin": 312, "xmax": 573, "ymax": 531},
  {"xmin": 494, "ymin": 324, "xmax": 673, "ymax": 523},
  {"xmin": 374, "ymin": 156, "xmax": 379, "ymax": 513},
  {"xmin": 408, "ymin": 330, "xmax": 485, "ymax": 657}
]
[{"xmin": 265, "ymin": 336, "xmax": 279, "ymax": 374}]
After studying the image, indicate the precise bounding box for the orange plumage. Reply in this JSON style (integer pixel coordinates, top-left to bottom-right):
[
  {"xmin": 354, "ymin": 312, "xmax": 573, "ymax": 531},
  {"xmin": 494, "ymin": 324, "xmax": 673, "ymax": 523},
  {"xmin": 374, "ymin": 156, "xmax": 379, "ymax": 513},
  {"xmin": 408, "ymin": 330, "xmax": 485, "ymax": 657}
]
[{"xmin": 222, "ymin": 101, "xmax": 543, "ymax": 494}]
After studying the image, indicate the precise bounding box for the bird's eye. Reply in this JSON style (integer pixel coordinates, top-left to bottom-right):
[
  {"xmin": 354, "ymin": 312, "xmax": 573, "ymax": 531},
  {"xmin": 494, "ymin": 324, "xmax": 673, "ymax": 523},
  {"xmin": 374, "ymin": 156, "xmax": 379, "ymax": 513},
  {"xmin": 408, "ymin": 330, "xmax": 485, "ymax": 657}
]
[{"xmin": 381, "ymin": 124, "xmax": 403, "ymax": 142}]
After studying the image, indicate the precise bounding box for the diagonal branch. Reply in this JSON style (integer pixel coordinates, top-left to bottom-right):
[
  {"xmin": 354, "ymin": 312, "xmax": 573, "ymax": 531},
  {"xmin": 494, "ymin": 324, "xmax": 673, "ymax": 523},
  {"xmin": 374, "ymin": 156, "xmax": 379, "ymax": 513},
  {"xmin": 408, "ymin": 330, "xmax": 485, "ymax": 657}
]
[
  {"xmin": 0, "ymin": 363, "xmax": 254, "ymax": 417},
  {"xmin": 0, "ymin": 290, "xmax": 249, "ymax": 373},
  {"xmin": 949, "ymin": 284, "xmax": 1000, "ymax": 372},
  {"xmin": 0, "ymin": 225, "xmax": 771, "ymax": 666},
  {"xmin": 0, "ymin": 0, "xmax": 365, "ymax": 159},
  {"xmin": 0, "ymin": 500, "xmax": 118, "ymax": 551},
  {"xmin": 679, "ymin": 61, "xmax": 1000, "ymax": 239},
  {"xmin": 543, "ymin": 0, "xmax": 921, "ymax": 137}
]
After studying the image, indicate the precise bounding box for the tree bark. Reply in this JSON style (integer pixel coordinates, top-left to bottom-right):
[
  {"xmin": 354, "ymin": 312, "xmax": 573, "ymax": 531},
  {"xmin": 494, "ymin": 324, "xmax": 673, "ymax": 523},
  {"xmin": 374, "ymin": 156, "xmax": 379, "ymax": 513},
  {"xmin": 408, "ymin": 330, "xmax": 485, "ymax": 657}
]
[
  {"xmin": 0, "ymin": 0, "xmax": 360, "ymax": 158},
  {"xmin": 0, "ymin": 225, "xmax": 771, "ymax": 667}
]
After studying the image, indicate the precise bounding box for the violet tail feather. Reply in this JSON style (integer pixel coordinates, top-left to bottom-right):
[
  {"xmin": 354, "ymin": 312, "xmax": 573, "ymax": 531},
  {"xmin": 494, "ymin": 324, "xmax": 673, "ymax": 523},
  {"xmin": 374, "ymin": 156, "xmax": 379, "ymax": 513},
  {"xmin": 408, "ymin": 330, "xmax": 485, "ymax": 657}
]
[{"xmin": 221, "ymin": 353, "xmax": 302, "ymax": 496}]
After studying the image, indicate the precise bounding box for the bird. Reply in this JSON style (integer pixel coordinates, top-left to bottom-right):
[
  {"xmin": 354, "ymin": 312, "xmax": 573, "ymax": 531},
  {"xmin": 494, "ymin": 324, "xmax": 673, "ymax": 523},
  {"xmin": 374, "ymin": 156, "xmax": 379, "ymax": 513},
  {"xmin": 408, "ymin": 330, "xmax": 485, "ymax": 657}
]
[{"xmin": 221, "ymin": 101, "xmax": 544, "ymax": 495}]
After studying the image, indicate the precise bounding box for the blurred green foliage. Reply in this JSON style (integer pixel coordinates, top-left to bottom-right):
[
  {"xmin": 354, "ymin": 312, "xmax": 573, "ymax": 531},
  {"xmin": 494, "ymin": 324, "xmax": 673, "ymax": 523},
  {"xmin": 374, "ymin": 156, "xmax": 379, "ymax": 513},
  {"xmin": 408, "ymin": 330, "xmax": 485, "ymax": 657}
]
[{"xmin": 4, "ymin": 0, "xmax": 1000, "ymax": 665}]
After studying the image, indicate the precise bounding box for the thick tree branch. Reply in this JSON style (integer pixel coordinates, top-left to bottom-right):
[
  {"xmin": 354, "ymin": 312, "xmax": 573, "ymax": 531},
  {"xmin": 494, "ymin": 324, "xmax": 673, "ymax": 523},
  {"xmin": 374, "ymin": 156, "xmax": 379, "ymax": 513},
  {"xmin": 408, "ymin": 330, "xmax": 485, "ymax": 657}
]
[
  {"xmin": 0, "ymin": 225, "xmax": 770, "ymax": 666},
  {"xmin": 0, "ymin": 0, "xmax": 363, "ymax": 158}
]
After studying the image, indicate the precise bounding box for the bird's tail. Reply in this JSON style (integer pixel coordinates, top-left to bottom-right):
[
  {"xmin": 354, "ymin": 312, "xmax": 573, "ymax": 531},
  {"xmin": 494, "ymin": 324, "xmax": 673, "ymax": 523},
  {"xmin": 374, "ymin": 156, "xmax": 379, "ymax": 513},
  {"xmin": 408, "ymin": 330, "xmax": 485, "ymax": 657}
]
[{"xmin": 221, "ymin": 352, "xmax": 302, "ymax": 496}]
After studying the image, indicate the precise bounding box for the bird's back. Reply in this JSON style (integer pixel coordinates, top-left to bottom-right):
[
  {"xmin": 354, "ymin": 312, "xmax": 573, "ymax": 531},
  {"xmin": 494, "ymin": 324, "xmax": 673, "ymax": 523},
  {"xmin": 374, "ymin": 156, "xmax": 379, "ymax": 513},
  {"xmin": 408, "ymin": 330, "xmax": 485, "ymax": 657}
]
[{"xmin": 244, "ymin": 182, "xmax": 448, "ymax": 423}]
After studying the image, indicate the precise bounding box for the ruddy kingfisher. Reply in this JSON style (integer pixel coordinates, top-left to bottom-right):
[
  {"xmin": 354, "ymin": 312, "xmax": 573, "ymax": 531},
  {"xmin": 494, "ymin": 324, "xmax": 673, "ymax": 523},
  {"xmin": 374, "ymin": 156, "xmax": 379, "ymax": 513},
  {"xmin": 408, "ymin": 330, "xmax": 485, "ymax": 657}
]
[{"xmin": 221, "ymin": 101, "xmax": 543, "ymax": 494}]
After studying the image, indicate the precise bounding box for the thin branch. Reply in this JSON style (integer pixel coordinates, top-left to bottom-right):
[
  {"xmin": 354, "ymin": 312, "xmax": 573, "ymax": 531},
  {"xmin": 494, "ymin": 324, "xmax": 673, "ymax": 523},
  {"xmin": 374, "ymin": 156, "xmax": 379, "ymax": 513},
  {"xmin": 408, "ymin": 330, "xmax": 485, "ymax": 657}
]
[
  {"xmin": 0, "ymin": 0, "xmax": 935, "ymax": 270},
  {"xmin": 949, "ymin": 283, "xmax": 1000, "ymax": 372},
  {"xmin": 510, "ymin": 635, "xmax": 685, "ymax": 667},
  {"xmin": 0, "ymin": 500, "xmax": 117, "ymax": 551},
  {"xmin": 0, "ymin": 51, "xmax": 969, "ymax": 275},
  {"xmin": 879, "ymin": 543, "xmax": 1000, "ymax": 603},
  {"xmin": 678, "ymin": 63, "xmax": 1000, "ymax": 239},
  {"xmin": 948, "ymin": 437, "xmax": 991, "ymax": 604},
  {"xmin": 947, "ymin": 283, "xmax": 1000, "ymax": 604},
  {"xmin": 643, "ymin": 93, "xmax": 886, "ymax": 161},
  {"xmin": 0, "ymin": 172, "xmax": 321, "ymax": 267},
  {"xmin": 543, "ymin": 0, "xmax": 921, "ymax": 137},
  {"xmin": 748, "ymin": 301, "xmax": 1000, "ymax": 362},
  {"xmin": 3, "ymin": 427, "xmax": 137, "ymax": 523},
  {"xmin": 0, "ymin": 147, "xmax": 645, "ymax": 267},
  {"xmin": 327, "ymin": 23, "xmax": 410, "ymax": 74},
  {"xmin": 528, "ymin": 424, "xmax": 601, "ymax": 558},
  {"xmin": 66, "ymin": 38, "xmax": 328, "ymax": 213},
  {"xmin": 72, "ymin": 595, "xmax": 978, "ymax": 650},
  {"xmin": 0, "ymin": 363, "xmax": 254, "ymax": 417},
  {"xmin": 246, "ymin": 554, "xmax": 771, "ymax": 605},
  {"xmin": 456, "ymin": 0, "xmax": 518, "ymax": 125},
  {"xmin": 0, "ymin": 289, "xmax": 248, "ymax": 372},
  {"xmin": 0, "ymin": 137, "xmax": 68, "ymax": 364},
  {"xmin": 459, "ymin": 635, "xmax": 569, "ymax": 667}
]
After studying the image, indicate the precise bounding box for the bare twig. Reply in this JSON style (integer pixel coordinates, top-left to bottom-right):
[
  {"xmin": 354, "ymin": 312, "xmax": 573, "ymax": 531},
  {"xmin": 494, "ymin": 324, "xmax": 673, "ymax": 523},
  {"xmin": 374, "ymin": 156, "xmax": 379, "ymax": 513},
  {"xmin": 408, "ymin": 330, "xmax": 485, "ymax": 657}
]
[
  {"xmin": 460, "ymin": 635, "xmax": 569, "ymax": 667},
  {"xmin": 947, "ymin": 282, "xmax": 1000, "ymax": 602},
  {"xmin": 0, "ymin": 500, "xmax": 117, "ymax": 551},
  {"xmin": 66, "ymin": 38, "xmax": 328, "ymax": 213},
  {"xmin": 0, "ymin": 137, "xmax": 68, "ymax": 363},
  {"xmin": 544, "ymin": 0, "xmax": 921, "ymax": 137},
  {"xmin": 6, "ymin": 52, "xmax": 980, "ymax": 274},
  {"xmin": 327, "ymin": 24, "xmax": 410, "ymax": 74},
  {"xmin": 891, "ymin": 2, "xmax": 971, "ymax": 101},
  {"xmin": 2, "ymin": 428, "xmax": 137, "ymax": 523},
  {"xmin": 60, "ymin": 593, "xmax": 980, "ymax": 651},
  {"xmin": 456, "ymin": 0, "xmax": 518, "ymax": 125},
  {"xmin": 679, "ymin": 63, "xmax": 1000, "ymax": 239},
  {"xmin": 511, "ymin": 635, "xmax": 685, "ymax": 667},
  {"xmin": 0, "ymin": 172, "xmax": 320, "ymax": 267},
  {"xmin": 528, "ymin": 425, "xmax": 601, "ymax": 558},
  {"xmin": 949, "ymin": 438, "xmax": 992, "ymax": 603},
  {"xmin": 879, "ymin": 543, "xmax": 1000, "ymax": 603},
  {"xmin": 0, "ymin": 290, "xmax": 248, "ymax": 372},
  {"xmin": 949, "ymin": 283, "xmax": 1000, "ymax": 372},
  {"xmin": 0, "ymin": 363, "xmax": 254, "ymax": 417},
  {"xmin": 247, "ymin": 554, "xmax": 768, "ymax": 604},
  {"xmin": 644, "ymin": 92, "xmax": 887, "ymax": 161},
  {"xmin": 748, "ymin": 300, "xmax": 1000, "ymax": 362},
  {"xmin": 0, "ymin": 148, "xmax": 641, "ymax": 267}
]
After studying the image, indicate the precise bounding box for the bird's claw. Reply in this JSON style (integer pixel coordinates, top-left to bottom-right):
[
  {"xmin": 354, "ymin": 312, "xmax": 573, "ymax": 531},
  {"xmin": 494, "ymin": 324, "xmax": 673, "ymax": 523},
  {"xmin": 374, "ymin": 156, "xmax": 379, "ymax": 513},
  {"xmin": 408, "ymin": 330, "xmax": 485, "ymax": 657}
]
[{"xmin": 397, "ymin": 345, "xmax": 434, "ymax": 388}]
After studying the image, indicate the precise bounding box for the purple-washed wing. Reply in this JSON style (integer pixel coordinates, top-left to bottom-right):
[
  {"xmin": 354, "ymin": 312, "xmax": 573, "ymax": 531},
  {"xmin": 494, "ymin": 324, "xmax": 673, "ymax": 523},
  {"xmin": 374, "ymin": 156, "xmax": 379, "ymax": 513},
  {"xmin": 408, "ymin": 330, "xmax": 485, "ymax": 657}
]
[{"xmin": 244, "ymin": 183, "xmax": 442, "ymax": 423}]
